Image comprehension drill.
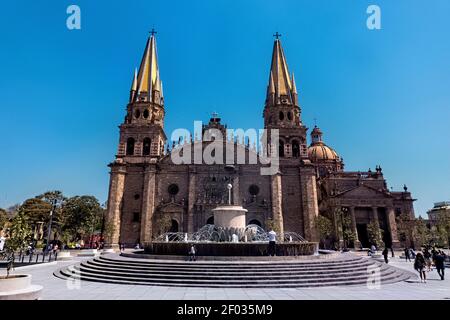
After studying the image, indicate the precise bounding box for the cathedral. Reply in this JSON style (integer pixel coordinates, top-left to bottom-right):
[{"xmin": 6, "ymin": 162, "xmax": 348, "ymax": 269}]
[{"xmin": 105, "ymin": 33, "xmax": 415, "ymax": 249}]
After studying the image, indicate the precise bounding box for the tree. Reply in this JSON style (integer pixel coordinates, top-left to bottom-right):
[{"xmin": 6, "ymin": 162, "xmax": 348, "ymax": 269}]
[
  {"xmin": 154, "ymin": 215, "xmax": 172, "ymax": 238},
  {"xmin": 264, "ymin": 218, "xmax": 281, "ymax": 234},
  {"xmin": 61, "ymin": 196, "xmax": 103, "ymax": 244},
  {"xmin": 335, "ymin": 207, "xmax": 356, "ymax": 249},
  {"xmin": 435, "ymin": 211, "xmax": 450, "ymax": 248},
  {"xmin": 413, "ymin": 217, "xmax": 431, "ymax": 248},
  {"xmin": 19, "ymin": 198, "xmax": 52, "ymax": 226},
  {"xmin": 6, "ymin": 210, "xmax": 33, "ymax": 253},
  {"xmin": 0, "ymin": 208, "xmax": 8, "ymax": 231},
  {"xmin": 367, "ymin": 220, "xmax": 384, "ymax": 248},
  {"xmin": 315, "ymin": 215, "xmax": 333, "ymax": 249},
  {"xmin": 396, "ymin": 213, "xmax": 412, "ymax": 246}
]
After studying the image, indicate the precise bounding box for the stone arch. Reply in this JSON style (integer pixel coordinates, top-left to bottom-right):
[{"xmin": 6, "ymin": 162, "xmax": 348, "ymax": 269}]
[
  {"xmin": 206, "ymin": 216, "xmax": 214, "ymax": 225},
  {"xmin": 143, "ymin": 137, "xmax": 151, "ymax": 156},
  {"xmin": 169, "ymin": 219, "xmax": 179, "ymax": 233},
  {"xmin": 292, "ymin": 139, "xmax": 300, "ymax": 158},
  {"xmin": 248, "ymin": 219, "xmax": 262, "ymax": 227},
  {"xmin": 126, "ymin": 137, "xmax": 135, "ymax": 156},
  {"xmin": 279, "ymin": 139, "xmax": 285, "ymax": 157}
]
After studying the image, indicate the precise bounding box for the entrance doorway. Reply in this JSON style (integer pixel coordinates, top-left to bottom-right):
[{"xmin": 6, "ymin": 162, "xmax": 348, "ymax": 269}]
[
  {"xmin": 169, "ymin": 219, "xmax": 179, "ymax": 233},
  {"xmin": 356, "ymin": 224, "xmax": 370, "ymax": 248}
]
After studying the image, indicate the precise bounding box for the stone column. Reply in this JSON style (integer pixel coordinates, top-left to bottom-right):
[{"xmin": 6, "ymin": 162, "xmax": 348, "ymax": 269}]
[
  {"xmin": 270, "ymin": 172, "xmax": 284, "ymax": 237},
  {"xmin": 140, "ymin": 165, "xmax": 157, "ymax": 244},
  {"xmin": 187, "ymin": 167, "xmax": 196, "ymax": 233},
  {"xmin": 332, "ymin": 207, "xmax": 344, "ymax": 249},
  {"xmin": 371, "ymin": 207, "xmax": 379, "ymax": 224},
  {"xmin": 349, "ymin": 207, "xmax": 360, "ymax": 248},
  {"xmin": 300, "ymin": 167, "xmax": 319, "ymax": 242},
  {"xmin": 387, "ymin": 207, "xmax": 400, "ymax": 248},
  {"xmin": 105, "ymin": 164, "xmax": 126, "ymax": 248}
]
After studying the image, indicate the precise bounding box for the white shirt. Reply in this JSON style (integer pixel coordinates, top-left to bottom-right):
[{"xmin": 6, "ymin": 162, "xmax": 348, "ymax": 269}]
[{"xmin": 268, "ymin": 231, "xmax": 276, "ymax": 242}]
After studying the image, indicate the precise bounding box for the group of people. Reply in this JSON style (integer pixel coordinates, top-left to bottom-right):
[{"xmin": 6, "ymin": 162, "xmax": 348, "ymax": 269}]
[{"xmin": 412, "ymin": 247, "xmax": 446, "ymax": 283}]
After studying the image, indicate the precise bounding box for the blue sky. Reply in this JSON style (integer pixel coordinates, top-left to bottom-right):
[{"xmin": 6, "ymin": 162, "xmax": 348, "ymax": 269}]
[{"xmin": 0, "ymin": 0, "xmax": 449, "ymax": 217}]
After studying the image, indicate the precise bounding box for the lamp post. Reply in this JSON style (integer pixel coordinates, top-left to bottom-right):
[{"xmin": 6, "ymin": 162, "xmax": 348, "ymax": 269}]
[{"xmin": 45, "ymin": 199, "xmax": 57, "ymax": 252}]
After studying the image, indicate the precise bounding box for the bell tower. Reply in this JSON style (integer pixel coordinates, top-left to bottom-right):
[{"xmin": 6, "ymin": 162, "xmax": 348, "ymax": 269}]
[
  {"xmin": 263, "ymin": 33, "xmax": 308, "ymax": 159},
  {"xmin": 117, "ymin": 31, "xmax": 166, "ymax": 160}
]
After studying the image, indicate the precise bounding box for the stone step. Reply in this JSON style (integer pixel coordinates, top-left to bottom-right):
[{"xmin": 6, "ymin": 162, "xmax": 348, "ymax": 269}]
[
  {"xmin": 53, "ymin": 253, "xmax": 414, "ymax": 288},
  {"xmin": 82, "ymin": 260, "xmax": 383, "ymax": 275},
  {"xmin": 97, "ymin": 255, "xmax": 364, "ymax": 267},
  {"xmin": 75, "ymin": 264, "xmax": 394, "ymax": 280},
  {"xmin": 88, "ymin": 259, "xmax": 376, "ymax": 272},
  {"xmin": 93, "ymin": 256, "xmax": 369, "ymax": 270},
  {"xmin": 55, "ymin": 267, "xmax": 409, "ymax": 288}
]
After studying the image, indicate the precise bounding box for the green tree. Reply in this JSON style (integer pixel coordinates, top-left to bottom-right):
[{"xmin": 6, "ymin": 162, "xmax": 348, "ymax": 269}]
[
  {"xmin": 264, "ymin": 218, "xmax": 281, "ymax": 234},
  {"xmin": 367, "ymin": 220, "xmax": 384, "ymax": 248},
  {"xmin": 315, "ymin": 215, "xmax": 333, "ymax": 249},
  {"xmin": 61, "ymin": 196, "xmax": 103, "ymax": 244},
  {"xmin": 20, "ymin": 198, "xmax": 52, "ymax": 226},
  {"xmin": 335, "ymin": 207, "xmax": 356, "ymax": 249},
  {"xmin": 154, "ymin": 215, "xmax": 172, "ymax": 238},
  {"xmin": 435, "ymin": 211, "xmax": 450, "ymax": 248},
  {"xmin": 413, "ymin": 216, "xmax": 431, "ymax": 247},
  {"xmin": 6, "ymin": 210, "xmax": 33, "ymax": 253},
  {"xmin": 0, "ymin": 208, "xmax": 8, "ymax": 230}
]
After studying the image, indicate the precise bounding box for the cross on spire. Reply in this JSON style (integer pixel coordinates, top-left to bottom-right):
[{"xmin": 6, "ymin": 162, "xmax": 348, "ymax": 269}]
[
  {"xmin": 149, "ymin": 28, "xmax": 157, "ymax": 36},
  {"xmin": 273, "ymin": 32, "xmax": 282, "ymax": 39},
  {"xmin": 313, "ymin": 117, "xmax": 317, "ymax": 127}
]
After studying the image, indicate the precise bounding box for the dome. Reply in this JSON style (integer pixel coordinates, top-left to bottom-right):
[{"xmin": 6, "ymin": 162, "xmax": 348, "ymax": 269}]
[{"xmin": 308, "ymin": 142, "xmax": 339, "ymax": 161}]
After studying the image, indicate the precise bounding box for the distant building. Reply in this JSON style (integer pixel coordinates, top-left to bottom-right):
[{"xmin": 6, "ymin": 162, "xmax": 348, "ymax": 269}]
[{"xmin": 427, "ymin": 201, "xmax": 450, "ymax": 223}]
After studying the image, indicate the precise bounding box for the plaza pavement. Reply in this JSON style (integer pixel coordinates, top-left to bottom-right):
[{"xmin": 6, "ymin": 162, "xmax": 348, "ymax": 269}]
[{"xmin": 7, "ymin": 252, "xmax": 450, "ymax": 300}]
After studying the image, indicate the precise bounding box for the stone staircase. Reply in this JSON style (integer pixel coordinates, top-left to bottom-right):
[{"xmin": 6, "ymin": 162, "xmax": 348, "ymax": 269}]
[{"xmin": 54, "ymin": 253, "xmax": 414, "ymax": 288}]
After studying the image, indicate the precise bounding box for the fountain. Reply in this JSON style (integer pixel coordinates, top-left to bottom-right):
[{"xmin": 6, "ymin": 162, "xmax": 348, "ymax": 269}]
[{"xmin": 144, "ymin": 183, "xmax": 318, "ymax": 256}]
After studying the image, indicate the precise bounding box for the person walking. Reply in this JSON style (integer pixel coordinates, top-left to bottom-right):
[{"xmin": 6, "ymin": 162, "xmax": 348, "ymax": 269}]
[
  {"xmin": 268, "ymin": 229, "xmax": 277, "ymax": 256},
  {"xmin": 434, "ymin": 251, "xmax": 446, "ymax": 280},
  {"xmin": 188, "ymin": 244, "xmax": 196, "ymax": 262},
  {"xmin": 414, "ymin": 252, "xmax": 427, "ymax": 283},
  {"xmin": 423, "ymin": 248, "xmax": 432, "ymax": 272},
  {"xmin": 382, "ymin": 247, "xmax": 389, "ymax": 264},
  {"xmin": 390, "ymin": 247, "xmax": 395, "ymax": 258},
  {"xmin": 404, "ymin": 247, "xmax": 411, "ymax": 262}
]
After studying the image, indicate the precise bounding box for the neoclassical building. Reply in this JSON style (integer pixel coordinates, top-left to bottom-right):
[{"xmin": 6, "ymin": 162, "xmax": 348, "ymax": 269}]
[{"xmin": 105, "ymin": 33, "xmax": 415, "ymax": 249}]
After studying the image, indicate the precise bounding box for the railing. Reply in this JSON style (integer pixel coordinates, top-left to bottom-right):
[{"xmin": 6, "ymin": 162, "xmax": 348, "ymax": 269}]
[{"xmin": 11, "ymin": 250, "xmax": 59, "ymax": 265}]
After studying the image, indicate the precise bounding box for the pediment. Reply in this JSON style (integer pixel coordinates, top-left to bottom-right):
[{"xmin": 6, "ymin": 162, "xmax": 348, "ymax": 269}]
[{"xmin": 334, "ymin": 184, "xmax": 392, "ymax": 199}]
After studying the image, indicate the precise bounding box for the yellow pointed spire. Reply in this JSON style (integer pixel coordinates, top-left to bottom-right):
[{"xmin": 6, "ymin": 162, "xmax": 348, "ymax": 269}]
[
  {"xmin": 136, "ymin": 33, "xmax": 160, "ymax": 103},
  {"xmin": 267, "ymin": 36, "xmax": 298, "ymax": 106},
  {"xmin": 270, "ymin": 38, "xmax": 291, "ymax": 95},
  {"xmin": 268, "ymin": 71, "xmax": 275, "ymax": 94},
  {"xmin": 131, "ymin": 68, "xmax": 137, "ymax": 91},
  {"xmin": 291, "ymin": 72, "xmax": 297, "ymax": 94}
]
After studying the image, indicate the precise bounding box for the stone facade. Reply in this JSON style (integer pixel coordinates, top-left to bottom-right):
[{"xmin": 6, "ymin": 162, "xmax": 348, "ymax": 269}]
[{"xmin": 105, "ymin": 35, "xmax": 415, "ymax": 249}]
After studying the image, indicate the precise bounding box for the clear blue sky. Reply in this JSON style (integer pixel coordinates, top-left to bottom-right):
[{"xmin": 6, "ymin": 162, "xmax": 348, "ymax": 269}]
[{"xmin": 0, "ymin": 0, "xmax": 449, "ymax": 217}]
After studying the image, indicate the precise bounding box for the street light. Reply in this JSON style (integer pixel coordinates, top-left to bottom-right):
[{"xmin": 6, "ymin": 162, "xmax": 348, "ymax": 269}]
[{"xmin": 45, "ymin": 199, "xmax": 58, "ymax": 252}]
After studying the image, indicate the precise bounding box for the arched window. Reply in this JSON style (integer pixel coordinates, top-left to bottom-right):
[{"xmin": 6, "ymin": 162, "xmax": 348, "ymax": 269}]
[
  {"xmin": 134, "ymin": 109, "xmax": 140, "ymax": 119},
  {"xmin": 126, "ymin": 137, "xmax": 135, "ymax": 156},
  {"xmin": 169, "ymin": 219, "xmax": 179, "ymax": 233},
  {"xmin": 143, "ymin": 109, "xmax": 150, "ymax": 119},
  {"xmin": 292, "ymin": 140, "xmax": 300, "ymax": 158},
  {"xmin": 143, "ymin": 138, "xmax": 151, "ymax": 156},
  {"xmin": 287, "ymin": 111, "xmax": 293, "ymax": 121},
  {"xmin": 279, "ymin": 111, "xmax": 284, "ymax": 121},
  {"xmin": 279, "ymin": 139, "xmax": 285, "ymax": 157},
  {"xmin": 248, "ymin": 219, "xmax": 262, "ymax": 227},
  {"xmin": 206, "ymin": 216, "xmax": 214, "ymax": 225}
]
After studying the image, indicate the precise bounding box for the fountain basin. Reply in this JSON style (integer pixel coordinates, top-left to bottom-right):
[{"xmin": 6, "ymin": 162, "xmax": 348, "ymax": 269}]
[
  {"xmin": 212, "ymin": 205, "xmax": 248, "ymax": 229},
  {"xmin": 144, "ymin": 241, "xmax": 318, "ymax": 256}
]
